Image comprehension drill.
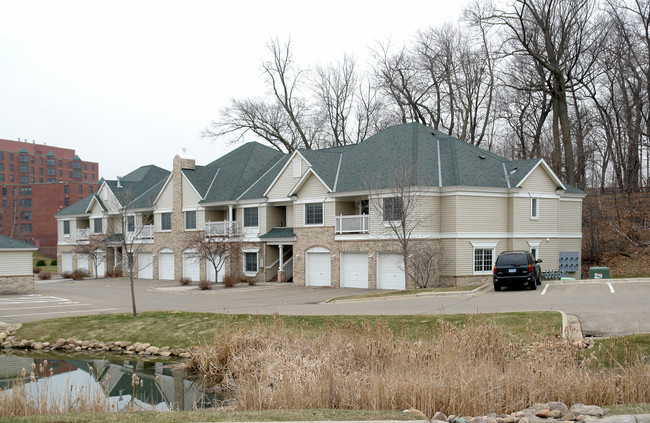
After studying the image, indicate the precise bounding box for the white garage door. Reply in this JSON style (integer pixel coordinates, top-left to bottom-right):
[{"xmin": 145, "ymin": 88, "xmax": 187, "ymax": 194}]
[
  {"xmin": 306, "ymin": 252, "xmax": 331, "ymax": 287},
  {"xmin": 77, "ymin": 253, "xmax": 89, "ymax": 274},
  {"xmin": 159, "ymin": 251, "xmax": 174, "ymax": 280},
  {"xmin": 61, "ymin": 252, "xmax": 73, "ymax": 274},
  {"xmin": 138, "ymin": 253, "xmax": 153, "ymax": 279},
  {"xmin": 182, "ymin": 251, "xmax": 200, "ymax": 282},
  {"xmin": 96, "ymin": 251, "xmax": 105, "ymax": 278},
  {"xmin": 340, "ymin": 253, "xmax": 369, "ymax": 288},
  {"xmin": 378, "ymin": 253, "xmax": 405, "ymax": 290},
  {"xmin": 207, "ymin": 258, "xmax": 225, "ymax": 282}
]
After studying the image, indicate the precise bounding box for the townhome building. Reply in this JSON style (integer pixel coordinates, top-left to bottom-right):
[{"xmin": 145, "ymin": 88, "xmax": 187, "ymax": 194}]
[{"xmin": 56, "ymin": 123, "xmax": 586, "ymax": 289}]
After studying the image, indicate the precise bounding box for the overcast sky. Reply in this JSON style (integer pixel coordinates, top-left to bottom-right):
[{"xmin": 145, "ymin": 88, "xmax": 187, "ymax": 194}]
[{"xmin": 0, "ymin": 0, "xmax": 468, "ymax": 180}]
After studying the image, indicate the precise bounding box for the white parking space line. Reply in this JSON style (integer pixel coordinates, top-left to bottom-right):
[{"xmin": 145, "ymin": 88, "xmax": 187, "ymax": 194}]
[
  {"xmin": 607, "ymin": 282, "xmax": 615, "ymax": 293},
  {"xmin": 0, "ymin": 294, "xmax": 116, "ymax": 319},
  {"xmin": 541, "ymin": 284, "xmax": 549, "ymax": 295}
]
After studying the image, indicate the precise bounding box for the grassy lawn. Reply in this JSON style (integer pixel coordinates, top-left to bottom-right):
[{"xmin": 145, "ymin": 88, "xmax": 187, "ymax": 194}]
[
  {"xmin": 327, "ymin": 284, "xmax": 484, "ymax": 302},
  {"xmin": 0, "ymin": 409, "xmax": 422, "ymax": 423},
  {"xmin": 33, "ymin": 251, "xmax": 57, "ymax": 274},
  {"xmin": 15, "ymin": 311, "xmax": 562, "ymax": 349}
]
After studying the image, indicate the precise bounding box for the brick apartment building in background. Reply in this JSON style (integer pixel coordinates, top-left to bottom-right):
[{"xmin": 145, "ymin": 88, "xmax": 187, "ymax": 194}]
[{"xmin": 0, "ymin": 138, "xmax": 99, "ymax": 257}]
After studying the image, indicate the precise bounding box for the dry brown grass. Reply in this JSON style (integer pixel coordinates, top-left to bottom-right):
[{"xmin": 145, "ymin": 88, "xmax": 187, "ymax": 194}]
[
  {"xmin": 186, "ymin": 316, "xmax": 650, "ymax": 416},
  {"xmin": 0, "ymin": 361, "xmax": 109, "ymax": 417}
]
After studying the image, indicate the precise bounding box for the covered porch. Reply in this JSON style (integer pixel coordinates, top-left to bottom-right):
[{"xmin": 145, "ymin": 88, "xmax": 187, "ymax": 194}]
[{"xmin": 260, "ymin": 227, "xmax": 296, "ymax": 282}]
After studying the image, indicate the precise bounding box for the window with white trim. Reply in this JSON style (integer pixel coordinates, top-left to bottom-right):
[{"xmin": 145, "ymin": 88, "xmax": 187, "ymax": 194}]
[
  {"xmin": 243, "ymin": 207, "xmax": 258, "ymax": 227},
  {"xmin": 93, "ymin": 218, "xmax": 102, "ymax": 234},
  {"xmin": 127, "ymin": 215, "xmax": 135, "ymax": 232},
  {"xmin": 244, "ymin": 252, "xmax": 258, "ymax": 273},
  {"xmin": 474, "ymin": 249, "xmax": 493, "ymax": 273},
  {"xmin": 185, "ymin": 211, "xmax": 196, "ymax": 230},
  {"xmin": 161, "ymin": 213, "xmax": 171, "ymax": 231},
  {"xmin": 63, "ymin": 220, "xmax": 70, "ymax": 236},
  {"xmin": 471, "ymin": 241, "xmax": 498, "ymax": 275},
  {"xmin": 531, "ymin": 197, "xmax": 539, "ymax": 220},
  {"xmin": 383, "ymin": 197, "xmax": 402, "ymax": 222},
  {"xmin": 305, "ymin": 203, "xmax": 323, "ymax": 225},
  {"xmin": 528, "ymin": 241, "xmax": 541, "ymax": 260}
]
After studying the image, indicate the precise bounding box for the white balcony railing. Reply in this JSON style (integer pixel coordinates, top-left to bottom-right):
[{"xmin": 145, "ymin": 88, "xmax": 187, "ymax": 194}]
[
  {"xmin": 137, "ymin": 225, "xmax": 154, "ymax": 239},
  {"xmin": 335, "ymin": 214, "xmax": 369, "ymax": 234},
  {"xmin": 126, "ymin": 225, "xmax": 155, "ymax": 243},
  {"xmin": 205, "ymin": 221, "xmax": 239, "ymax": 237},
  {"xmin": 77, "ymin": 228, "xmax": 90, "ymax": 240}
]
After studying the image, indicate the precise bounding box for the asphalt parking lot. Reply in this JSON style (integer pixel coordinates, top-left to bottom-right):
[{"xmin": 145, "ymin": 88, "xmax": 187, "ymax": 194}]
[{"xmin": 1, "ymin": 277, "xmax": 648, "ymax": 336}]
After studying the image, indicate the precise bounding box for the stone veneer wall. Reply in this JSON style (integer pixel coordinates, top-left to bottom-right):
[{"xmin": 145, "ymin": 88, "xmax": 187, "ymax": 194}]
[{"xmin": 0, "ymin": 275, "xmax": 34, "ymax": 294}]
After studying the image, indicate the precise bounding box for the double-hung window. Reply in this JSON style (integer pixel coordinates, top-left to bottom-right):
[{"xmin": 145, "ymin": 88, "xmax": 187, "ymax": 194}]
[
  {"xmin": 383, "ymin": 197, "xmax": 402, "ymax": 222},
  {"xmin": 161, "ymin": 213, "xmax": 172, "ymax": 231},
  {"xmin": 245, "ymin": 252, "xmax": 258, "ymax": 273},
  {"xmin": 305, "ymin": 203, "xmax": 323, "ymax": 225},
  {"xmin": 127, "ymin": 215, "xmax": 135, "ymax": 232},
  {"xmin": 93, "ymin": 218, "xmax": 102, "ymax": 234},
  {"xmin": 185, "ymin": 211, "xmax": 196, "ymax": 230},
  {"xmin": 63, "ymin": 220, "xmax": 70, "ymax": 236},
  {"xmin": 243, "ymin": 207, "xmax": 258, "ymax": 227}
]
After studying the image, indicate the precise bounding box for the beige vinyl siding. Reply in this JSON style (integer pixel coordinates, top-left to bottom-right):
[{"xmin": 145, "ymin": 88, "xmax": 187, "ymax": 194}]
[
  {"xmin": 182, "ymin": 176, "xmax": 201, "ymax": 207},
  {"xmin": 0, "ymin": 251, "xmax": 33, "ymax": 275},
  {"xmin": 258, "ymin": 206, "xmax": 267, "ymax": 234},
  {"xmin": 335, "ymin": 201, "xmax": 357, "ymax": 216},
  {"xmin": 414, "ymin": 196, "xmax": 441, "ymax": 233},
  {"xmin": 324, "ymin": 202, "xmax": 335, "ymax": 226},
  {"xmin": 286, "ymin": 205, "xmax": 294, "ymax": 227},
  {"xmin": 513, "ymin": 239, "xmax": 559, "ymax": 269},
  {"xmin": 297, "ymin": 174, "xmax": 329, "ymax": 198},
  {"xmin": 440, "ymin": 195, "xmax": 458, "ymax": 233},
  {"xmin": 560, "ymin": 200, "xmax": 582, "ymax": 233},
  {"xmin": 456, "ymin": 196, "xmax": 508, "ymax": 233},
  {"xmin": 267, "ymin": 157, "xmax": 307, "ymax": 199},
  {"xmin": 157, "ymin": 181, "xmax": 174, "ymax": 210},
  {"xmin": 520, "ymin": 167, "xmax": 558, "ymax": 193},
  {"xmin": 441, "ymin": 239, "xmax": 457, "ymax": 276},
  {"xmin": 194, "ymin": 209, "xmax": 205, "ymax": 231},
  {"xmin": 265, "ymin": 206, "xmax": 286, "ymax": 231},
  {"xmin": 294, "ymin": 202, "xmax": 334, "ymax": 227},
  {"xmin": 458, "ymin": 239, "xmax": 507, "ymax": 276},
  {"xmin": 295, "ymin": 203, "xmax": 304, "ymax": 227},
  {"xmin": 515, "ymin": 197, "xmax": 559, "ymax": 233}
]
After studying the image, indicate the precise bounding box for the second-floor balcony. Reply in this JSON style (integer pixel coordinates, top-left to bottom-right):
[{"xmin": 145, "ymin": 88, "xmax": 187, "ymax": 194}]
[
  {"xmin": 205, "ymin": 221, "xmax": 239, "ymax": 237},
  {"xmin": 335, "ymin": 214, "xmax": 369, "ymax": 234},
  {"xmin": 126, "ymin": 225, "xmax": 155, "ymax": 243},
  {"xmin": 77, "ymin": 228, "xmax": 90, "ymax": 241}
]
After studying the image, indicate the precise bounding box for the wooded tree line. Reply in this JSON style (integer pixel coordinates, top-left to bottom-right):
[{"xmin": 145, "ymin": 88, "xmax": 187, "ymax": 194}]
[{"xmin": 205, "ymin": 0, "xmax": 650, "ymax": 192}]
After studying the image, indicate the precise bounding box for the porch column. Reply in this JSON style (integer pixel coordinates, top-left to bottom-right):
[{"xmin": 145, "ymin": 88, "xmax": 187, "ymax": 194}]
[
  {"xmin": 228, "ymin": 205, "xmax": 233, "ymax": 221},
  {"xmin": 279, "ymin": 244, "xmax": 284, "ymax": 272}
]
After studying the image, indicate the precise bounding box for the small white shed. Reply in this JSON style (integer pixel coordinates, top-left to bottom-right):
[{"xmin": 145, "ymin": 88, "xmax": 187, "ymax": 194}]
[{"xmin": 0, "ymin": 235, "xmax": 38, "ymax": 295}]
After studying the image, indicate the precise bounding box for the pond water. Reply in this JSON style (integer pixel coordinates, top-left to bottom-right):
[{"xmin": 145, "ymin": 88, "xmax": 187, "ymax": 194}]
[{"xmin": 0, "ymin": 352, "xmax": 223, "ymax": 411}]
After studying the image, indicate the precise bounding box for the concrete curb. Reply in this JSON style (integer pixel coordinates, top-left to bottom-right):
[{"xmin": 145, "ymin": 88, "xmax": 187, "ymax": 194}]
[
  {"xmin": 560, "ymin": 312, "xmax": 585, "ymax": 344},
  {"xmin": 326, "ymin": 284, "xmax": 491, "ymax": 304},
  {"xmin": 544, "ymin": 277, "xmax": 650, "ymax": 285}
]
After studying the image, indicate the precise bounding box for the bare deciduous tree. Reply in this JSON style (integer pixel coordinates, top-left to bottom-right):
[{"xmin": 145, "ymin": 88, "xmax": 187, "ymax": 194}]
[
  {"xmin": 184, "ymin": 229, "xmax": 241, "ymax": 284},
  {"xmin": 369, "ymin": 161, "xmax": 442, "ymax": 289},
  {"xmin": 74, "ymin": 236, "xmax": 107, "ymax": 279}
]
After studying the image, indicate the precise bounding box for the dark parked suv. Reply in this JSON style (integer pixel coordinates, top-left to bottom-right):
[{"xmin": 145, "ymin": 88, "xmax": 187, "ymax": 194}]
[{"xmin": 493, "ymin": 251, "xmax": 542, "ymax": 291}]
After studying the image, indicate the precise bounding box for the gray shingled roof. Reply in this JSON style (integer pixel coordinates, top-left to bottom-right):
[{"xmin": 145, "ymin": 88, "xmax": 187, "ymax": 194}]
[
  {"xmin": 298, "ymin": 123, "xmax": 577, "ymax": 193},
  {"xmin": 259, "ymin": 227, "xmax": 296, "ymax": 239},
  {"xmin": 105, "ymin": 165, "xmax": 170, "ymax": 209},
  {"xmin": 55, "ymin": 194, "xmax": 95, "ymax": 217},
  {"xmin": 191, "ymin": 143, "xmax": 287, "ymax": 204},
  {"xmin": 0, "ymin": 235, "xmax": 37, "ymax": 250}
]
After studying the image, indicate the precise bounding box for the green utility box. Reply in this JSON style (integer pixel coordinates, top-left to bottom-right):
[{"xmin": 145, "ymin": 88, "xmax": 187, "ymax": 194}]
[{"xmin": 589, "ymin": 267, "xmax": 610, "ymax": 279}]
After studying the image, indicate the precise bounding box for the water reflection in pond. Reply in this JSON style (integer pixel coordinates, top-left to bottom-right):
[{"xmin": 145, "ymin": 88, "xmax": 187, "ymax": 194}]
[{"xmin": 0, "ymin": 353, "xmax": 222, "ymax": 411}]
